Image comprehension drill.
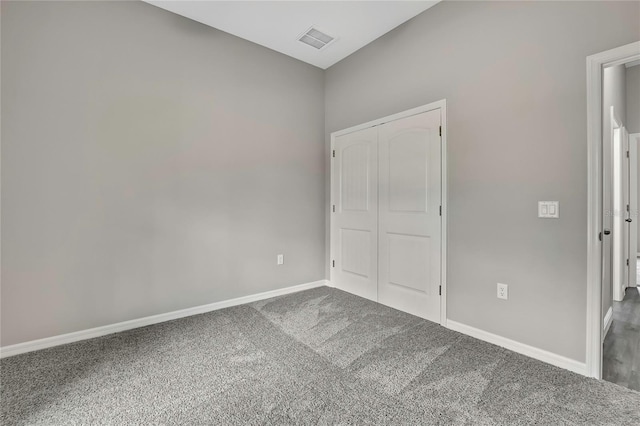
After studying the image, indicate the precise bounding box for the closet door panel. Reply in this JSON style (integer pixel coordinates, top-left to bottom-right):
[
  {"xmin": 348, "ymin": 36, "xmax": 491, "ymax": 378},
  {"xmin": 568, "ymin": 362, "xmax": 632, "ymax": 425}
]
[
  {"xmin": 378, "ymin": 110, "xmax": 442, "ymax": 321},
  {"xmin": 331, "ymin": 127, "xmax": 378, "ymax": 301}
]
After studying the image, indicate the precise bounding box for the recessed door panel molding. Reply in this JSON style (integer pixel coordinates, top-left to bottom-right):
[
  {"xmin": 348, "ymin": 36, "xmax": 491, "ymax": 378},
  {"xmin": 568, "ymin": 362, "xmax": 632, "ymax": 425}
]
[
  {"xmin": 388, "ymin": 233, "xmax": 431, "ymax": 294},
  {"xmin": 389, "ymin": 130, "xmax": 429, "ymax": 213},
  {"xmin": 341, "ymin": 142, "xmax": 371, "ymax": 211},
  {"xmin": 341, "ymin": 228, "xmax": 372, "ymax": 278},
  {"xmin": 330, "ymin": 100, "xmax": 446, "ymax": 324}
]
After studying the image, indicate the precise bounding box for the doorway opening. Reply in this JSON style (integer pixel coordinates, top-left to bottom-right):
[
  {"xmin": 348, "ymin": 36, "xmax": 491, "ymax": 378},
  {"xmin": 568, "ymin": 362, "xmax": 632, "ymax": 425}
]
[{"xmin": 586, "ymin": 41, "xmax": 640, "ymax": 381}]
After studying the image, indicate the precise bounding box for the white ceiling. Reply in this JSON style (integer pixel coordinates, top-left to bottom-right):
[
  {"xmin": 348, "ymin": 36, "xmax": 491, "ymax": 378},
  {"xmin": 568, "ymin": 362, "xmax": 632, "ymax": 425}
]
[{"xmin": 144, "ymin": 1, "xmax": 440, "ymax": 69}]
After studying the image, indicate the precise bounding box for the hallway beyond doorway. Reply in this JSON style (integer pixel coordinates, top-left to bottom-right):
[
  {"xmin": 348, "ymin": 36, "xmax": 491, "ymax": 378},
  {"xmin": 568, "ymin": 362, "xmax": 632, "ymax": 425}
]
[{"xmin": 603, "ymin": 280, "xmax": 640, "ymax": 390}]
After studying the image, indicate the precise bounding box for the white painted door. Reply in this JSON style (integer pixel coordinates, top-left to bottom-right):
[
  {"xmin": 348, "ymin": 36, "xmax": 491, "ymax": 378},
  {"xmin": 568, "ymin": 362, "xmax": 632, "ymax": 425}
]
[
  {"xmin": 629, "ymin": 132, "xmax": 637, "ymax": 287},
  {"xmin": 331, "ymin": 127, "xmax": 378, "ymax": 301},
  {"xmin": 602, "ymin": 110, "xmax": 615, "ymax": 312},
  {"xmin": 623, "ymin": 126, "xmax": 630, "ymax": 290},
  {"xmin": 612, "ymin": 106, "xmax": 627, "ymax": 302},
  {"xmin": 377, "ymin": 110, "xmax": 442, "ymax": 321}
]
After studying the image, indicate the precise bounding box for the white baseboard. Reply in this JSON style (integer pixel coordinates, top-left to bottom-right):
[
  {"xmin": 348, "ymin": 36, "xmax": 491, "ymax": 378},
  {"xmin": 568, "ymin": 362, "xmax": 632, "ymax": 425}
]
[
  {"xmin": 0, "ymin": 280, "xmax": 328, "ymax": 359},
  {"xmin": 603, "ymin": 306, "xmax": 613, "ymax": 341},
  {"xmin": 446, "ymin": 320, "xmax": 588, "ymax": 376}
]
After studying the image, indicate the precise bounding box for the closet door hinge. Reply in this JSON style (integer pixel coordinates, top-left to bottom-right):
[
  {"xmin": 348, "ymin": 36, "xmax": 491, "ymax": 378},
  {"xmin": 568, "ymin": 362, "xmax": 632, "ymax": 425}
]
[
  {"xmin": 332, "ymin": 260, "xmax": 335, "ymax": 268},
  {"xmin": 439, "ymin": 206, "xmax": 442, "ymax": 216},
  {"xmin": 627, "ymin": 150, "xmax": 630, "ymax": 158},
  {"xmin": 439, "ymin": 285, "xmax": 442, "ymax": 296},
  {"xmin": 332, "ymin": 205, "xmax": 336, "ymax": 213},
  {"xmin": 439, "ymin": 126, "xmax": 442, "ymax": 137},
  {"xmin": 332, "ymin": 150, "xmax": 335, "ymax": 158},
  {"xmin": 627, "ymin": 259, "xmax": 630, "ymax": 266}
]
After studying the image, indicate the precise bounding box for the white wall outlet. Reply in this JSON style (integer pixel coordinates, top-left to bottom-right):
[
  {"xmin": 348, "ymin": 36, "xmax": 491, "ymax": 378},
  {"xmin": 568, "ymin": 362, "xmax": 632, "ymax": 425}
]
[
  {"xmin": 538, "ymin": 201, "xmax": 559, "ymax": 218},
  {"xmin": 497, "ymin": 283, "xmax": 508, "ymax": 300},
  {"xmin": 277, "ymin": 254, "xmax": 284, "ymax": 265}
]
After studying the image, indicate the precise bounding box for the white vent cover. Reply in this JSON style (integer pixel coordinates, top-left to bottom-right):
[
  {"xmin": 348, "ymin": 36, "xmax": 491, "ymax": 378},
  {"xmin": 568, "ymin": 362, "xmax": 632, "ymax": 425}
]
[{"xmin": 298, "ymin": 27, "xmax": 336, "ymax": 50}]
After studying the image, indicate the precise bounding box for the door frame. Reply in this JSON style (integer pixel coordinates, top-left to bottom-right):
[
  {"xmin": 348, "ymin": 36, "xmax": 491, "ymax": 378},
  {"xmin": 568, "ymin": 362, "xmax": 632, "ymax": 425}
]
[
  {"xmin": 628, "ymin": 132, "xmax": 638, "ymax": 287},
  {"xmin": 586, "ymin": 41, "xmax": 640, "ymax": 379},
  {"xmin": 329, "ymin": 99, "xmax": 448, "ymax": 326}
]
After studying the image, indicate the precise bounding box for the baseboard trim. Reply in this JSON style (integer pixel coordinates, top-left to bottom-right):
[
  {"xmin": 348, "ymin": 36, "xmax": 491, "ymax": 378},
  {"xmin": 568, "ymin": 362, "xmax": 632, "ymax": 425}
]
[
  {"xmin": 0, "ymin": 280, "xmax": 328, "ymax": 359},
  {"xmin": 603, "ymin": 306, "xmax": 613, "ymax": 341},
  {"xmin": 446, "ymin": 320, "xmax": 588, "ymax": 376}
]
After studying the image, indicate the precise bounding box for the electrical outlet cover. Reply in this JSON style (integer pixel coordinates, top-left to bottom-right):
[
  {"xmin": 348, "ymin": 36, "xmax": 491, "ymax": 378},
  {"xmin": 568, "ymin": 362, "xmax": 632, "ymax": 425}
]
[{"xmin": 497, "ymin": 283, "xmax": 508, "ymax": 300}]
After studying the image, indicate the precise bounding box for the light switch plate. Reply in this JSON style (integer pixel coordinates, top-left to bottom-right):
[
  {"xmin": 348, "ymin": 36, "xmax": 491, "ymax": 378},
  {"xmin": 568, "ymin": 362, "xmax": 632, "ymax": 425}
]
[
  {"xmin": 277, "ymin": 254, "xmax": 284, "ymax": 265},
  {"xmin": 538, "ymin": 201, "xmax": 559, "ymax": 218}
]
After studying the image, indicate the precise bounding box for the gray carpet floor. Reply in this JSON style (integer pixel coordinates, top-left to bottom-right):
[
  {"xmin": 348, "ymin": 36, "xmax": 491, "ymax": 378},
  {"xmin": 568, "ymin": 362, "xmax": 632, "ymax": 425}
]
[{"xmin": 2, "ymin": 286, "xmax": 640, "ymax": 425}]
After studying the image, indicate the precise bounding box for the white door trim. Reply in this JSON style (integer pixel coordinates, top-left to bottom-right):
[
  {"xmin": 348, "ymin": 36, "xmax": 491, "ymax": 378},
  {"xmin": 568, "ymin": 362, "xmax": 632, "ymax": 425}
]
[
  {"xmin": 330, "ymin": 99, "xmax": 448, "ymax": 326},
  {"xmin": 586, "ymin": 41, "xmax": 640, "ymax": 379}
]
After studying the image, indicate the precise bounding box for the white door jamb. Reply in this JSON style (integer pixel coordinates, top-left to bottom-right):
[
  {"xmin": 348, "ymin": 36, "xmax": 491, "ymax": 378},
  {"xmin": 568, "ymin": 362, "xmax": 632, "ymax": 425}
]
[{"xmin": 586, "ymin": 41, "xmax": 640, "ymax": 379}]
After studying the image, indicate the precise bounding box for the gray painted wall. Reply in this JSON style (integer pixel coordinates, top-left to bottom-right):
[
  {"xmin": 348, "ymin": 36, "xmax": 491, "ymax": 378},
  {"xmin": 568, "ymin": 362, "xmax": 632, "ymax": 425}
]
[
  {"xmin": 628, "ymin": 65, "xmax": 640, "ymax": 134},
  {"xmin": 1, "ymin": 1, "xmax": 325, "ymax": 346},
  {"xmin": 3, "ymin": 0, "xmax": 640, "ymax": 365},
  {"xmin": 602, "ymin": 64, "xmax": 626, "ymax": 324},
  {"xmin": 325, "ymin": 0, "xmax": 640, "ymax": 362}
]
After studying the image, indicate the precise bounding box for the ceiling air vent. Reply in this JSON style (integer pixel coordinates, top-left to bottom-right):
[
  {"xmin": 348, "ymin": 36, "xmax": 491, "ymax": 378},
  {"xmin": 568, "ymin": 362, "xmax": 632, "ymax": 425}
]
[{"xmin": 298, "ymin": 27, "xmax": 336, "ymax": 50}]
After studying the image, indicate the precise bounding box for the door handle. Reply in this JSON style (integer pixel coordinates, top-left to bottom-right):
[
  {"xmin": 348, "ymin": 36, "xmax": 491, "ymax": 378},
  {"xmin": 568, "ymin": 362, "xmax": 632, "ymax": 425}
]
[{"xmin": 626, "ymin": 218, "xmax": 633, "ymax": 223}]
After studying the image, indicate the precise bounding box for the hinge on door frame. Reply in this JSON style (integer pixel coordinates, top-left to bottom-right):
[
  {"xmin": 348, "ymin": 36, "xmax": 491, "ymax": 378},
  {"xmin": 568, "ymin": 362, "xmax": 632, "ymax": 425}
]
[
  {"xmin": 627, "ymin": 150, "xmax": 630, "ymax": 158},
  {"xmin": 627, "ymin": 204, "xmax": 630, "ymax": 212},
  {"xmin": 332, "ymin": 205, "xmax": 336, "ymax": 213},
  {"xmin": 332, "ymin": 260, "xmax": 335, "ymax": 267},
  {"xmin": 627, "ymin": 259, "xmax": 630, "ymax": 266},
  {"xmin": 439, "ymin": 285, "xmax": 442, "ymax": 296},
  {"xmin": 439, "ymin": 206, "xmax": 442, "ymax": 216},
  {"xmin": 332, "ymin": 150, "xmax": 335, "ymax": 158},
  {"xmin": 439, "ymin": 126, "xmax": 442, "ymax": 137}
]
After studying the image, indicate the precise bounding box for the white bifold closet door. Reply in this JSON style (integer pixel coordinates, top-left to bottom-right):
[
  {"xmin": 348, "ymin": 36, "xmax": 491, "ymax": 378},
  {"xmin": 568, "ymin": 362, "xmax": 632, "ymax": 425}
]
[
  {"xmin": 377, "ymin": 110, "xmax": 441, "ymax": 322},
  {"xmin": 331, "ymin": 126, "xmax": 379, "ymax": 301},
  {"xmin": 332, "ymin": 109, "xmax": 442, "ymax": 322}
]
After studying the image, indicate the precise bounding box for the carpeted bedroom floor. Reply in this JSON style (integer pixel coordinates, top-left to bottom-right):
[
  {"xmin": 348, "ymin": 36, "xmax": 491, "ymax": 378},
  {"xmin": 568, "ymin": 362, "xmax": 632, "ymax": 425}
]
[{"xmin": 1, "ymin": 286, "xmax": 639, "ymax": 425}]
